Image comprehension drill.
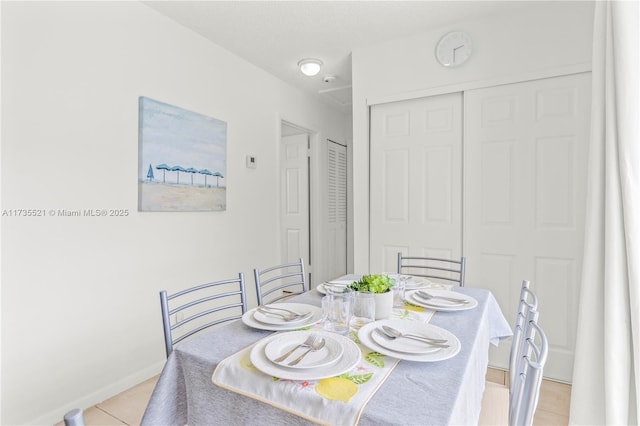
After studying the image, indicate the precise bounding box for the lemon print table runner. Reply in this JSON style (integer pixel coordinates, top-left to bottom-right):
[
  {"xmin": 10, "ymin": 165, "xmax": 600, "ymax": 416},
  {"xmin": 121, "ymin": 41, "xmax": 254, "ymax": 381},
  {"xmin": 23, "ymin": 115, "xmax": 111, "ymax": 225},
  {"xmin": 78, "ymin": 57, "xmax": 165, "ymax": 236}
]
[{"xmin": 212, "ymin": 308, "xmax": 435, "ymax": 425}]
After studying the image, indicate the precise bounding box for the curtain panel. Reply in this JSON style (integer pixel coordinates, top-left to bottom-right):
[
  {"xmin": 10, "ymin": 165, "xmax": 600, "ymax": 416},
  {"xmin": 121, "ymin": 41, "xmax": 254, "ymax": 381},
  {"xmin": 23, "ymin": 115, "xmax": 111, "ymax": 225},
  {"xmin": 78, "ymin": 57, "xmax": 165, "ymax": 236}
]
[{"xmin": 570, "ymin": 1, "xmax": 639, "ymax": 425}]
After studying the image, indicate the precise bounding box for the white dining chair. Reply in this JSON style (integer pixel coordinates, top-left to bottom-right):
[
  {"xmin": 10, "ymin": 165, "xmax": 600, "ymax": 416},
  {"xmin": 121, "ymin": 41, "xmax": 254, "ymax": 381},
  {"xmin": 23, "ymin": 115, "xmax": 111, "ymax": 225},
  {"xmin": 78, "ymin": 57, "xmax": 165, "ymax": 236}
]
[
  {"xmin": 160, "ymin": 272, "xmax": 247, "ymax": 357},
  {"xmin": 397, "ymin": 252, "xmax": 466, "ymax": 286},
  {"xmin": 253, "ymin": 258, "xmax": 307, "ymax": 305}
]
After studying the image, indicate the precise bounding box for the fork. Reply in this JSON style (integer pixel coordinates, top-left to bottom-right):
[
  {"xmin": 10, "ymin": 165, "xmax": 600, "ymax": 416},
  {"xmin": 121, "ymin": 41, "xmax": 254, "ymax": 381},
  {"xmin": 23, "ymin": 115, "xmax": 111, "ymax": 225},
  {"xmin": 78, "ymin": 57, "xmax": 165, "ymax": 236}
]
[
  {"xmin": 416, "ymin": 290, "xmax": 469, "ymax": 304},
  {"xmin": 257, "ymin": 306, "xmax": 311, "ymax": 321},
  {"xmin": 259, "ymin": 305, "xmax": 303, "ymax": 315},
  {"xmin": 288, "ymin": 336, "xmax": 325, "ymax": 366},
  {"xmin": 274, "ymin": 334, "xmax": 317, "ymax": 362}
]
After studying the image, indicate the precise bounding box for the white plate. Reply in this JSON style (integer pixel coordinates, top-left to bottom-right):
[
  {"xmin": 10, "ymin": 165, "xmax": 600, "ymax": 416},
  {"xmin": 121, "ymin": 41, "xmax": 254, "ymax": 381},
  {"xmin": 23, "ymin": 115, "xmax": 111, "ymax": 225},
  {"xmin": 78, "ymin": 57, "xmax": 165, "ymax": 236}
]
[
  {"xmin": 250, "ymin": 330, "xmax": 361, "ymax": 380},
  {"xmin": 405, "ymin": 290, "xmax": 478, "ymax": 311},
  {"xmin": 253, "ymin": 306, "xmax": 315, "ymax": 325},
  {"xmin": 358, "ymin": 319, "xmax": 461, "ymax": 362},
  {"xmin": 402, "ymin": 276, "xmax": 432, "ymax": 290},
  {"xmin": 316, "ymin": 281, "xmax": 351, "ymax": 295},
  {"xmin": 370, "ymin": 327, "xmax": 442, "ymax": 354},
  {"xmin": 401, "ymin": 276, "xmax": 453, "ymax": 290},
  {"xmin": 242, "ymin": 303, "xmax": 322, "ymax": 331},
  {"xmin": 264, "ymin": 333, "xmax": 344, "ymax": 369}
]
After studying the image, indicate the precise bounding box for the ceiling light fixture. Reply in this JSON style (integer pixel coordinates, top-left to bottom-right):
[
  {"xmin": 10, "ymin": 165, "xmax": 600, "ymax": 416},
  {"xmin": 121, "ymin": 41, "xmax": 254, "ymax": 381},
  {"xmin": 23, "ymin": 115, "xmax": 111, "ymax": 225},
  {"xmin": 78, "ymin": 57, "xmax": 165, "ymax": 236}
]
[{"xmin": 298, "ymin": 58, "xmax": 323, "ymax": 76}]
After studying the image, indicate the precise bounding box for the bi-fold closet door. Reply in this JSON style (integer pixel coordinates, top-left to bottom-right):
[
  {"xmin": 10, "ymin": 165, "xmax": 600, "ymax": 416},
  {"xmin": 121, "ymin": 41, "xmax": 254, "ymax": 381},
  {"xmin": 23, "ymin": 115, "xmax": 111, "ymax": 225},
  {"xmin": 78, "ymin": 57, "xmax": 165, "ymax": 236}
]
[{"xmin": 369, "ymin": 72, "xmax": 591, "ymax": 382}]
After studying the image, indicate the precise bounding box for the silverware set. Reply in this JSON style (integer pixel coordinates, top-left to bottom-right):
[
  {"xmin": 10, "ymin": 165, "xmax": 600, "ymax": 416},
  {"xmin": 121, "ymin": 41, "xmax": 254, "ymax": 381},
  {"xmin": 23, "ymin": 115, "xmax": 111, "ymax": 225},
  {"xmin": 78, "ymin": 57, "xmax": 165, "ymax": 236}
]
[
  {"xmin": 378, "ymin": 325, "xmax": 450, "ymax": 348},
  {"xmin": 416, "ymin": 290, "xmax": 470, "ymax": 304},
  {"xmin": 273, "ymin": 333, "xmax": 326, "ymax": 366},
  {"xmin": 257, "ymin": 305, "xmax": 313, "ymax": 322}
]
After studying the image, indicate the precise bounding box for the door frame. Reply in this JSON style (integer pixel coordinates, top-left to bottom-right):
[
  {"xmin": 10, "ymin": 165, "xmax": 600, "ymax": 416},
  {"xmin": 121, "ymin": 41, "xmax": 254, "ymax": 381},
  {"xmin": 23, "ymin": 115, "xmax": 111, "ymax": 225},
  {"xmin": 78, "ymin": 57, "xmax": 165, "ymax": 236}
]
[{"xmin": 280, "ymin": 119, "xmax": 316, "ymax": 286}]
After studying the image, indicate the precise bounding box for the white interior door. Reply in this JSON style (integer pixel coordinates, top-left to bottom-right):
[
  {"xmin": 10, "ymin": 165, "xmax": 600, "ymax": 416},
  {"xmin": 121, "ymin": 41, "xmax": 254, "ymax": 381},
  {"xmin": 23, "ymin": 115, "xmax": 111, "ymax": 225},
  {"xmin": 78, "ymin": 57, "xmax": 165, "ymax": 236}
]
[
  {"xmin": 281, "ymin": 133, "xmax": 310, "ymax": 275},
  {"xmin": 464, "ymin": 72, "xmax": 591, "ymax": 382},
  {"xmin": 326, "ymin": 140, "xmax": 347, "ymax": 279},
  {"xmin": 370, "ymin": 93, "xmax": 463, "ymax": 273}
]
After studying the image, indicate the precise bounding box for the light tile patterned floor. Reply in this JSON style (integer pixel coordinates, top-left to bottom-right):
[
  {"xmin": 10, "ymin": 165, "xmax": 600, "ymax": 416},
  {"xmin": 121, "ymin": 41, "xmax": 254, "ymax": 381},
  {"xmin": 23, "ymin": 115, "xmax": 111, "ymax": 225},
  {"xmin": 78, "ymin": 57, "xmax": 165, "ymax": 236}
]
[
  {"xmin": 483, "ymin": 367, "xmax": 571, "ymax": 425},
  {"xmin": 61, "ymin": 368, "xmax": 570, "ymax": 425}
]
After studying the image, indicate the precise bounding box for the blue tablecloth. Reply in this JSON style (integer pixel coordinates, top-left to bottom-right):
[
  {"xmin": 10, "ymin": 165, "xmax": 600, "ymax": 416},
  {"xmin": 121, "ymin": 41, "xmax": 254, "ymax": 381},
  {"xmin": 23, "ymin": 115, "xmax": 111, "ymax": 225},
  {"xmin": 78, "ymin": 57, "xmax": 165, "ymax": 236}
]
[{"xmin": 142, "ymin": 286, "xmax": 511, "ymax": 426}]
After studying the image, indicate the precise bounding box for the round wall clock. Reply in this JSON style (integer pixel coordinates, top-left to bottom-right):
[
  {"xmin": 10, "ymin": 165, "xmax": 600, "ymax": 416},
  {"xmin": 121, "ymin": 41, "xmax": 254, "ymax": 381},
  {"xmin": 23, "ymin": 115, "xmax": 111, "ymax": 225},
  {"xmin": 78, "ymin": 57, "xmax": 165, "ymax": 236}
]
[{"xmin": 435, "ymin": 31, "xmax": 473, "ymax": 67}]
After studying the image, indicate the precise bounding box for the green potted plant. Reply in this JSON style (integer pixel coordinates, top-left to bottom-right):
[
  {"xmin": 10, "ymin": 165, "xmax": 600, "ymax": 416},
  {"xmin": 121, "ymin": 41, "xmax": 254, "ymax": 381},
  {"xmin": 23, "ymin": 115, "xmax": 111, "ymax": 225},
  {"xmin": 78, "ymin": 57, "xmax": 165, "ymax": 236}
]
[{"xmin": 348, "ymin": 274, "xmax": 396, "ymax": 319}]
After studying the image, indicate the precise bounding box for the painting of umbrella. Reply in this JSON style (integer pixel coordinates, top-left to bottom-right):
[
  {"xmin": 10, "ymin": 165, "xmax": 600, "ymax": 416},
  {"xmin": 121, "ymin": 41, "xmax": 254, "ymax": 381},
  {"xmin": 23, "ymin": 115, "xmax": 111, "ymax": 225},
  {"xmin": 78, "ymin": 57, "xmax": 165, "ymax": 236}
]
[
  {"xmin": 185, "ymin": 168, "xmax": 198, "ymax": 186},
  {"xmin": 199, "ymin": 169, "xmax": 213, "ymax": 187},
  {"xmin": 138, "ymin": 97, "xmax": 227, "ymax": 212},
  {"xmin": 212, "ymin": 172, "xmax": 224, "ymax": 188},
  {"xmin": 156, "ymin": 163, "xmax": 170, "ymax": 183}
]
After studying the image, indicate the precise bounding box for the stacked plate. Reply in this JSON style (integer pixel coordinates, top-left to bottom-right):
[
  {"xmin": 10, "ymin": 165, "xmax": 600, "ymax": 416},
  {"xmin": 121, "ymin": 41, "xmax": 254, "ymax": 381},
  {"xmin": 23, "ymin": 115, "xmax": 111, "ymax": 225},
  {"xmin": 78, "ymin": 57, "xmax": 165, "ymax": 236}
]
[
  {"xmin": 316, "ymin": 279, "xmax": 354, "ymax": 295},
  {"xmin": 249, "ymin": 330, "xmax": 362, "ymax": 380},
  {"xmin": 358, "ymin": 319, "xmax": 461, "ymax": 362},
  {"xmin": 401, "ymin": 275, "xmax": 452, "ymax": 291},
  {"xmin": 242, "ymin": 303, "xmax": 322, "ymax": 331},
  {"xmin": 404, "ymin": 289, "xmax": 478, "ymax": 311}
]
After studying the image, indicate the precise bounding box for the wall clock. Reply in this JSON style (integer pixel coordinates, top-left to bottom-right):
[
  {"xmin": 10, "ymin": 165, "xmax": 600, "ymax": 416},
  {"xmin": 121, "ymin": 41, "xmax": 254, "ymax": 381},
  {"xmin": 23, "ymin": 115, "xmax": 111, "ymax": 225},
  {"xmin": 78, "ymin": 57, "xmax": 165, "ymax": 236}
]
[{"xmin": 436, "ymin": 31, "xmax": 473, "ymax": 67}]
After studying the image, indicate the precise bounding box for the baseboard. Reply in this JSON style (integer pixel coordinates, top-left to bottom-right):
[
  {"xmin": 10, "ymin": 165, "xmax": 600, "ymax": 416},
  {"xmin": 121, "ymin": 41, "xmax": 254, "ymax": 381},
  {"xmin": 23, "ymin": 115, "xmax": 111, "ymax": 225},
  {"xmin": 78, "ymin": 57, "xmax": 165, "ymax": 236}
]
[{"xmin": 29, "ymin": 360, "xmax": 165, "ymax": 426}]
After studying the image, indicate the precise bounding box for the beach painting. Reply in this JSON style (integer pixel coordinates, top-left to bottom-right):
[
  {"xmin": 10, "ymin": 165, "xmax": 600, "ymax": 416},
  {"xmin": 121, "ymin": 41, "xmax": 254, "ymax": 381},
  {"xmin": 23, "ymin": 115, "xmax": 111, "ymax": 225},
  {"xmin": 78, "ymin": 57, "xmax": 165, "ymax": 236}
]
[{"xmin": 138, "ymin": 97, "xmax": 227, "ymax": 211}]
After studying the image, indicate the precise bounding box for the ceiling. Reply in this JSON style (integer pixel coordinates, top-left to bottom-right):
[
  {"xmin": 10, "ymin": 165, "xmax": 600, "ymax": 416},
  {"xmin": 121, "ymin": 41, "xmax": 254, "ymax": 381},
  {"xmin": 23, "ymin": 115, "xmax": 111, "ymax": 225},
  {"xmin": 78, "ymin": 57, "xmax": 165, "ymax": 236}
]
[{"xmin": 144, "ymin": 1, "xmax": 542, "ymax": 112}]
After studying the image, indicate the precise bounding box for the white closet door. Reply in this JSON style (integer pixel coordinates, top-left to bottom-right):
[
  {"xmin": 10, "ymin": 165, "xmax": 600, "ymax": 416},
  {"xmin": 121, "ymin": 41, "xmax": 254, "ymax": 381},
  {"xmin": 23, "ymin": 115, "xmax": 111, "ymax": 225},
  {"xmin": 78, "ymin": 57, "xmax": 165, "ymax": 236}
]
[
  {"xmin": 326, "ymin": 140, "xmax": 348, "ymax": 279},
  {"xmin": 464, "ymin": 72, "xmax": 591, "ymax": 382},
  {"xmin": 370, "ymin": 93, "xmax": 463, "ymax": 273},
  {"xmin": 281, "ymin": 134, "xmax": 310, "ymax": 270}
]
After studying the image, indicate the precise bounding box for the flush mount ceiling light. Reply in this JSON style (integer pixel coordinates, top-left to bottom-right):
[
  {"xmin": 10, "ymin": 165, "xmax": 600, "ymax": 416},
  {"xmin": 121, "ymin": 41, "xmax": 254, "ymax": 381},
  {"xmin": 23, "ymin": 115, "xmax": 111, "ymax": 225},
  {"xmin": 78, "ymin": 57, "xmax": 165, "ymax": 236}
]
[{"xmin": 298, "ymin": 58, "xmax": 323, "ymax": 76}]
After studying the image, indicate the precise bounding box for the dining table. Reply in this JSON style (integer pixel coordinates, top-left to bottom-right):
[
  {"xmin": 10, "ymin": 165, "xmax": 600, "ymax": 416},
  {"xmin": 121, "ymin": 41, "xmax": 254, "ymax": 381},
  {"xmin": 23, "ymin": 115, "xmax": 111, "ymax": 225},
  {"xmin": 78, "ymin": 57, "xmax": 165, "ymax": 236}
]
[{"xmin": 142, "ymin": 275, "xmax": 512, "ymax": 425}]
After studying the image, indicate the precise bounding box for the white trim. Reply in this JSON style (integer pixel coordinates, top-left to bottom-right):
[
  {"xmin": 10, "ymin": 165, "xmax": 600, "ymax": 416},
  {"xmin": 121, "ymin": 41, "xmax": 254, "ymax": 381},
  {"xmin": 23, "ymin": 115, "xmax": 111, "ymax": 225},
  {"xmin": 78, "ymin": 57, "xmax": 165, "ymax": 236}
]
[
  {"xmin": 366, "ymin": 62, "xmax": 592, "ymax": 106},
  {"xmin": 31, "ymin": 361, "xmax": 164, "ymax": 425}
]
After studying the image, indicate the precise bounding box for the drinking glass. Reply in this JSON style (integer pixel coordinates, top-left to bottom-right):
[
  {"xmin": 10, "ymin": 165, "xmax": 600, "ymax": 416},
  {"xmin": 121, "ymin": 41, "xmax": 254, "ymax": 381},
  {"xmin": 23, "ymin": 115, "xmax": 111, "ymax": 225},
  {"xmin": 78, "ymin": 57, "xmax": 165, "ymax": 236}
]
[
  {"xmin": 322, "ymin": 287, "xmax": 353, "ymax": 335},
  {"xmin": 391, "ymin": 274, "xmax": 407, "ymax": 310},
  {"xmin": 350, "ymin": 291, "xmax": 375, "ymax": 330}
]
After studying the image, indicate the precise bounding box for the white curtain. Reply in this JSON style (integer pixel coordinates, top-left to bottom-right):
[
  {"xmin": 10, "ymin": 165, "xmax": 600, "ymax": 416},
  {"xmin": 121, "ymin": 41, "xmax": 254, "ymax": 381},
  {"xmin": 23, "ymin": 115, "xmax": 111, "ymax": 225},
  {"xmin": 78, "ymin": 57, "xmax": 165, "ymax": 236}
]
[{"xmin": 570, "ymin": 1, "xmax": 639, "ymax": 424}]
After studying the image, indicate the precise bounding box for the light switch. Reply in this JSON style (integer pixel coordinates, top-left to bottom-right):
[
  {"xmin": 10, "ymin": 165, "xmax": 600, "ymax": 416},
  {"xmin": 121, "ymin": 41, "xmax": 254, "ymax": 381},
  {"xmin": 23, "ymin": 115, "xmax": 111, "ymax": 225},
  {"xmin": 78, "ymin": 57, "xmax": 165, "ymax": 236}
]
[{"xmin": 246, "ymin": 155, "xmax": 257, "ymax": 169}]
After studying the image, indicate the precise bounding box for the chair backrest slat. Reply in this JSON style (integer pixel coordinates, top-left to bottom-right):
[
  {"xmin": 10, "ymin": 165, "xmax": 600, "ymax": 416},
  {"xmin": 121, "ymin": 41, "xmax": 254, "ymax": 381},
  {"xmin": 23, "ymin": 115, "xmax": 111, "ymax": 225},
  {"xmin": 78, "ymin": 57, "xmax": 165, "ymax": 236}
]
[
  {"xmin": 159, "ymin": 272, "xmax": 247, "ymax": 357},
  {"xmin": 254, "ymin": 258, "xmax": 307, "ymax": 305},
  {"xmin": 510, "ymin": 317, "xmax": 548, "ymax": 426},
  {"xmin": 397, "ymin": 252, "xmax": 466, "ymax": 286}
]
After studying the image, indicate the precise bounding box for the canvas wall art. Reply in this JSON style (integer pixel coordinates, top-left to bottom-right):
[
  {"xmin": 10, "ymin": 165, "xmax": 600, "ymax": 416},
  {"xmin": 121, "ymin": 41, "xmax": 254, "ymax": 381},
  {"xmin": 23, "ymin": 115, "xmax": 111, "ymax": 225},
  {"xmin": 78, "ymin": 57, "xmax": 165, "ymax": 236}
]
[{"xmin": 138, "ymin": 97, "xmax": 227, "ymax": 211}]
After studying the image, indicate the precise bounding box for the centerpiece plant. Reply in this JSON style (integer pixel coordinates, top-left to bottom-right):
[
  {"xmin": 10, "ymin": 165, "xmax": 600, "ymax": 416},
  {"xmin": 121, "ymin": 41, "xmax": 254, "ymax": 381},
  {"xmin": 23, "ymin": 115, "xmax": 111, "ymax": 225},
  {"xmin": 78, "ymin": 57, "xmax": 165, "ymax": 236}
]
[
  {"xmin": 348, "ymin": 274, "xmax": 396, "ymax": 319},
  {"xmin": 348, "ymin": 274, "xmax": 395, "ymax": 294}
]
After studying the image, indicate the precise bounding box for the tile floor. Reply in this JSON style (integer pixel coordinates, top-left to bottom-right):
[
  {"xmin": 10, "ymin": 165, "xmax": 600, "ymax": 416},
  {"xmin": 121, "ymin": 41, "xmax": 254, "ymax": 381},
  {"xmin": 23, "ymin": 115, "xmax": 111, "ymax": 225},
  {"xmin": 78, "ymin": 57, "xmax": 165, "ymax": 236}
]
[
  {"xmin": 59, "ymin": 368, "xmax": 570, "ymax": 425},
  {"xmin": 484, "ymin": 367, "xmax": 571, "ymax": 425}
]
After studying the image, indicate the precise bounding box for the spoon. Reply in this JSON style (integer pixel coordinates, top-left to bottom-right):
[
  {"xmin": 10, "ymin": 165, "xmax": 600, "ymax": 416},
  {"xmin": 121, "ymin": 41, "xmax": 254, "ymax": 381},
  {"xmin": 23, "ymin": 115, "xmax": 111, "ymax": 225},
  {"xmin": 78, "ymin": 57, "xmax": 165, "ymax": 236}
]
[
  {"xmin": 380, "ymin": 325, "xmax": 450, "ymax": 348},
  {"xmin": 288, "ymin": 337, "xmax": 326, "ymax": 366},
  {"xmin": 274, "ymin": 334, "xmax": 317, "ymax": 362}
]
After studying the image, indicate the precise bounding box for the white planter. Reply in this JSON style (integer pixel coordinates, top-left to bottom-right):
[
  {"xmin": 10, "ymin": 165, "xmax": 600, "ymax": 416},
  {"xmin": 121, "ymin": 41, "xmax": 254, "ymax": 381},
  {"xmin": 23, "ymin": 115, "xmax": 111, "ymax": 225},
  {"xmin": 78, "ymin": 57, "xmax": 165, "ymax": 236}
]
[{"xmin": 374, "ymin": 291, "xmax": 393, "ymax": 319}]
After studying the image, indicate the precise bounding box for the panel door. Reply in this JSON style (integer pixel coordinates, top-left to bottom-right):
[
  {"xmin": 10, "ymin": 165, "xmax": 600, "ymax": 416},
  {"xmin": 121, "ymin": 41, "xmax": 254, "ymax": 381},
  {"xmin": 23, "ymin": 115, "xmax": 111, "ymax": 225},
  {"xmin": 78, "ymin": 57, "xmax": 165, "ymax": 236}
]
[
  {"xmin": 326, "ymin": 140, "xmax": 348, "ymax": 279},
  {"xmin": 370, "ymin": 93, "xmax": 463, "ymax": 273},
  {"xmin": 280, "ymin": 134, "xmax": 310, "ymax": 275},
  {"xmin": 464, "ymin": 73, "xmax": 591, "ymax": 382}
]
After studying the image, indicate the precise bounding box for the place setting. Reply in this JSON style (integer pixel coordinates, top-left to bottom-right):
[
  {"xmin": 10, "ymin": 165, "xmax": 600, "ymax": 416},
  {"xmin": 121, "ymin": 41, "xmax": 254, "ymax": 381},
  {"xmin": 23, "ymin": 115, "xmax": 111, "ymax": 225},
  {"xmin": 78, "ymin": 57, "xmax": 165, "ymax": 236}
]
[
  {"xmin": 358, "ymin": 319, "xmax": 461, "ymax": 362},
  {"xmin": 404, "ymin": 289, "xmax": 478, "ymax": 311},
  {"xmin": 400, "ymin": 275, "xmax": 453, "ymax": 291},
  {"xmin": 315, "ymin": 279, "xmax": 354, "ymax": 295},
  {"xmin": 241, "ymin": 303, "xmax": 323, "ymax": 331},
  {"xmin": 249, "ymin": 330, "xmax": 361, "ymax": 381}
]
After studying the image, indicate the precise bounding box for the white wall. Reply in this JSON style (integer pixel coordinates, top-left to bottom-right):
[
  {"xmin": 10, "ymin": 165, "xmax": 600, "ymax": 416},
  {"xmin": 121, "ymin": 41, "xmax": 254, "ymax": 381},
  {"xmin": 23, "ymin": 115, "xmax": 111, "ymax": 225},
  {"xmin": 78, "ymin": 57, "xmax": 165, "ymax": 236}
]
[
  {"xmin": 0, "ymin": 2, "xmax": 347, "ymax": 424},
  {"xmin": 351, "ymin": 1, "xmax": 594, "ymax": 272}
]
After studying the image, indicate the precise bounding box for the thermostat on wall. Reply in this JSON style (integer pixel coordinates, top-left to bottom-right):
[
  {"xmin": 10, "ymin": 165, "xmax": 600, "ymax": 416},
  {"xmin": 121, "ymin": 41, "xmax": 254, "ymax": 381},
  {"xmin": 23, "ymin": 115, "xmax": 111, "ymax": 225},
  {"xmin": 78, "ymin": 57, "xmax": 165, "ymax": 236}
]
[{"xmin": 246, "ymin": 155, "xmax": 257, "ymax": 169}]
